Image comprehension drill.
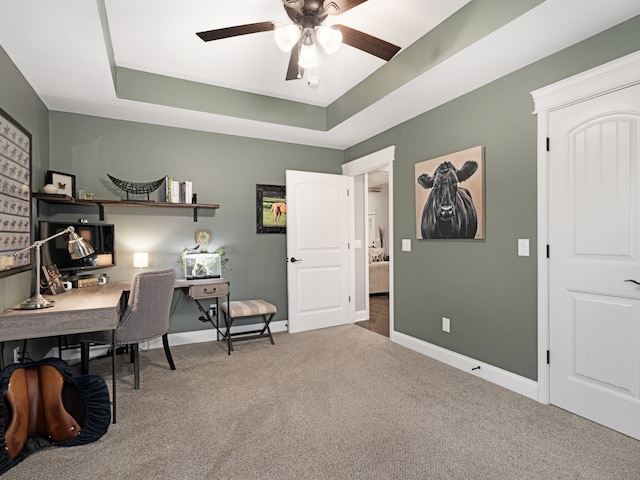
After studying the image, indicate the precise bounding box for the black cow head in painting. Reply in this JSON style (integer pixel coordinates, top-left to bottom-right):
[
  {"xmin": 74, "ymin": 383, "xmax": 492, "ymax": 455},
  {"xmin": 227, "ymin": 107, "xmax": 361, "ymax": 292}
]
[{"xmin": 417, "ymin": 160, "xmax": 478, "ymax": 239}]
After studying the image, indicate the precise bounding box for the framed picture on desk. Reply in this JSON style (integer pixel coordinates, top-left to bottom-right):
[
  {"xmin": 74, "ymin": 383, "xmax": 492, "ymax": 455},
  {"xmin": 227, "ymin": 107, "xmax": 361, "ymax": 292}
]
[{"xmin": 41, "ymin": 264, "xmax": 66, "ymax": 295}]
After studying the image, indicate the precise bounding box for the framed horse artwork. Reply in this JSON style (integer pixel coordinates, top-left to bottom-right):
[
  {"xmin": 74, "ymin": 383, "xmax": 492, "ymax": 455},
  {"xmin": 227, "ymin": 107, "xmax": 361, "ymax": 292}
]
[{"xmin": 256, "ymin": 184, "xmax": 286, "ymax": 234}]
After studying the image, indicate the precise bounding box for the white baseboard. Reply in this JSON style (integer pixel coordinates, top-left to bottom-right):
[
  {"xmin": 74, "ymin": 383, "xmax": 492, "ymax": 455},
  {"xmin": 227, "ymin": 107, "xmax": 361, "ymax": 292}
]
[
  {"xmin": 392, "ymin": 331, "xmax": 538, "ymax": 401},
  {"xmin": 47, "ymin": 319, "xmax": 289, "ymax": 361},
  {"xmin": 355, "ymin": 309, "xmax": 368, "ymax": 322},
  {"xmin": 48, "ymin": 320, "xmax": 538, "ymax": 402}
]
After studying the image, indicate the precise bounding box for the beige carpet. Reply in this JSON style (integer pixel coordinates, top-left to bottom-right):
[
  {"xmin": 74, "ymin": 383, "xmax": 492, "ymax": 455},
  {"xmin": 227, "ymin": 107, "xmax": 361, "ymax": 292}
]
[{"xmin": 4, "ymin": 325, "xmax": 639, "ymax": 479}]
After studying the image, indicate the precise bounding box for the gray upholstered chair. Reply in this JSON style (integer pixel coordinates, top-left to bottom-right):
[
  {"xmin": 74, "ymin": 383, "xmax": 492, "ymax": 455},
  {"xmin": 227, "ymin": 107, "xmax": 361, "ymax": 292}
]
[{"xmin": 80, "ymin": 268, "xmax": 177, "ymax": 390}]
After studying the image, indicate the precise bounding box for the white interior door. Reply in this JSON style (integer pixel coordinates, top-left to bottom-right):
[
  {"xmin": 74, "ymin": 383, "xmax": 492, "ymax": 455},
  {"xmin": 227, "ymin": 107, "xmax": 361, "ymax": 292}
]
[
  {"xmin": 286, "ymin": 170, "xmax": 354, "ymax": 333},
  {"xmin": 549, "ymin": 82, "xmax": 640, "ymax": 439}
]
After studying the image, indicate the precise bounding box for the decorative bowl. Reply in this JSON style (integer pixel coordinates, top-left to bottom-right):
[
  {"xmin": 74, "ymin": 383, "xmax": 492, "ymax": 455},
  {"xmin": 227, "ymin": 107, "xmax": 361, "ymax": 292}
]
[{"xmin": 108, "ymin": 174, "xmax": 165, "ymax": 200}]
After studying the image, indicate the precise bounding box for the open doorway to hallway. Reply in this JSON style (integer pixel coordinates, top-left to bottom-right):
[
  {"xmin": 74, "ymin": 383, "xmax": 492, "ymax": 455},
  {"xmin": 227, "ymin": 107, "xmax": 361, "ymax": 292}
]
[
  {"xmin": 358, "ymin": 167, "xmax": 390, "ymax": 337},
  {"xmin": 342, "ymin": 146, "xmax": 394, "ymax": 340}
]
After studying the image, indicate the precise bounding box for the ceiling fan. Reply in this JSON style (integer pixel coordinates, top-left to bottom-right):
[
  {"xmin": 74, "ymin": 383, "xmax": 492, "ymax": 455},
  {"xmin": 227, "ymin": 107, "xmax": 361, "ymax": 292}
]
[{"xmin": 196, "ymin": 0, "xmax": 401, "ymax": 81}]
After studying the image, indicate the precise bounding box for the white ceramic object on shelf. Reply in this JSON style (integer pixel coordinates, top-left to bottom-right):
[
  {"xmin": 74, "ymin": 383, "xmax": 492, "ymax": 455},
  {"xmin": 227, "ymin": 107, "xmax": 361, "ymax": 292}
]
[{"xmin": 41, "ymin": 184, "xmax": 58, "ymax": 194}]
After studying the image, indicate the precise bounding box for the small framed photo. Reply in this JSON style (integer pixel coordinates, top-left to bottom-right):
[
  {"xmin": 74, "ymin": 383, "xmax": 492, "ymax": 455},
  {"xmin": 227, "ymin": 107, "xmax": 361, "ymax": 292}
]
[
  {"xmin": 256, "ymin": 184, "xmax": 286, "ymax": 234},
  {"xmin": 77, "ymin": 188, "xmax": 95, "ymax": 200},
  {"xmin": 46, "ymin": 170, "xmax": 76, "ymax": 198},
  {"xmin": 41, "ymin": 264, "xmax": 66, "ymax": 295}
]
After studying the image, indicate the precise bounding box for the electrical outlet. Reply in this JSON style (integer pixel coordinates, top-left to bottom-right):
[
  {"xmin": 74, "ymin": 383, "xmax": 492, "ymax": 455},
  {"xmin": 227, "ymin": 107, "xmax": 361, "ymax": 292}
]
[
  {"xmin": 13, "ymin": 346, "xmax": 20, "ymax": 363},
  {"xmin": 442, "ymin": 317, "xmax": 450, "ymax": 333}
]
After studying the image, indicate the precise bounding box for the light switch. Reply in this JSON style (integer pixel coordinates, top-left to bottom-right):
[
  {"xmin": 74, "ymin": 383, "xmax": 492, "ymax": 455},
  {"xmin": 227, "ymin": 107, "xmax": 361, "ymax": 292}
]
[
  {"xmin": 518, "ymin": 239, "xmax": 529, "ymax": 256},
  {"xmin": 402, "ymin": 239, "xmax": 411, "ymax": 252},
  {"xmin": 353, "ymin": 239, "xmax": 362, "ymax": 249},
  {"xmin": 442, "ymin": 317, "xmax": 450, "ymax": 333}
]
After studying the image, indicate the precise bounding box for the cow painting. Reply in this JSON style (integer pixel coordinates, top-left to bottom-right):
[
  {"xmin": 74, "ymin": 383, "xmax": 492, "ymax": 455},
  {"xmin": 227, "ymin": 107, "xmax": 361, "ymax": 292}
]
[{"xmin": 417, "ymin": 160, "xmax": 479, "ymax": 239}]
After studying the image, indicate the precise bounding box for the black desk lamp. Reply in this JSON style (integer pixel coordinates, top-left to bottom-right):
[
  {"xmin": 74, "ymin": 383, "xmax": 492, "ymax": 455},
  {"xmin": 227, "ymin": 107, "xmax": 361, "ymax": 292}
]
[{"xmin": 13, "ymin": 226, "xmax": 95, "ymax": 310}]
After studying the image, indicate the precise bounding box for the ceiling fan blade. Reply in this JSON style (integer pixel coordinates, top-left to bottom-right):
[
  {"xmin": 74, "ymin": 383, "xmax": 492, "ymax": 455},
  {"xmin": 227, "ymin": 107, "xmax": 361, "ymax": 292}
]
[
  {"xmin": 334, "ymin": 25, "xmax": 400, "ymax": 61},
  {"xmin": 196, "ymin": 21, "xmax": 274, "ymax": 42},
  {"xmin": 326, "ymin": 0, "xmax": 368, "ymax": 15},
  {"xmin": 286, "ymin": 43, "xmax": 304, "ymax": 81}
]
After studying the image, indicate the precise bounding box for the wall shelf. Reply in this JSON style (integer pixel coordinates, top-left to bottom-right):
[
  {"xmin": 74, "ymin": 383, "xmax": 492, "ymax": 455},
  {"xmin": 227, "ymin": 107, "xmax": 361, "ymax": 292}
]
[{"xmin": 32, "ymin": 193, "xmax": 219, "ymax": 221}]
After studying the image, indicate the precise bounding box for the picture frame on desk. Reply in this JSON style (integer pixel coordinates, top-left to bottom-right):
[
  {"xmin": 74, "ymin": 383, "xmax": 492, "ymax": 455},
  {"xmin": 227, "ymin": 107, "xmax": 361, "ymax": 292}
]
[
  {"xmin": 0, "ymin": 106, "xmax": 32, "ymax": 279},
  {"xmin": 41, "ymin": 263, "xmax": 66, "ymax": 295},
  {"xmin": 45, "ymin": 170, "xmax": 76, "ymax": 198}
]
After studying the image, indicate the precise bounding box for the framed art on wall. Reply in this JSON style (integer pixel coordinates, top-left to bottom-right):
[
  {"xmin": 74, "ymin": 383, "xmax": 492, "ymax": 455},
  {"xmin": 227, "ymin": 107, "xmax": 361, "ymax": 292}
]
[
  {"xmin": 414, "ymin": 145, "xmax": 485, "ymax": 240},
  {"xmin": 0, "ymin": 107, "xmax": 32, "ymax": 278},
  {"xmin": 46, "ymin": 170, "xmax": 76, "ymax": 198},
  {"xmin": 256, "ymin": 184, "xmax": 286, "ymax": 234}
]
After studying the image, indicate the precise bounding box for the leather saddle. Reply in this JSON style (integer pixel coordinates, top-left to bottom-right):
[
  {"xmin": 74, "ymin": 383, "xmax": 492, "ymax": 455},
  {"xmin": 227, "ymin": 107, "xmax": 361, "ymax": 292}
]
[{"xmin": 0, "ymin": 358, "xmax": 110, "ymax": 474}]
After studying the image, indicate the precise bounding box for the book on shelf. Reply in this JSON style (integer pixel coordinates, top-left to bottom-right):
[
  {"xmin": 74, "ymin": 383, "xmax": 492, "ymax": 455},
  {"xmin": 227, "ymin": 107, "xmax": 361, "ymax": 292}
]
[
  {"xmin": 165, "ymin": 177, "xmax": 193, "ymax": 203},
  {"xmin": 164, "ymin": 175, "xmax": 170, "ymax": 202}
]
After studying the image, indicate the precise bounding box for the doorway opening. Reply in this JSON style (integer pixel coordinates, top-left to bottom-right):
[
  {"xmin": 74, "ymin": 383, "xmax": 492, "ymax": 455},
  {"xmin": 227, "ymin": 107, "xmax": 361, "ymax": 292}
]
[{"xmin": 342, "ymin": 146, "xmax": 394, "ymax": 339}]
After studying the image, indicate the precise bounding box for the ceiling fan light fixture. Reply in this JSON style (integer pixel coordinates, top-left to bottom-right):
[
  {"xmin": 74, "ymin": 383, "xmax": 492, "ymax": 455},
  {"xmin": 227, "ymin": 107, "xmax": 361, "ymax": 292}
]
[
  {"xmin": 316, "ymin": 26, "xmax": 342, "ymax": 55},
  {"xmin": 298, "ymin": 38, "xmax": 319, "ymax": 69},
  {"xmin": 274, "ymin": 24, "xmax": 301, "ymax": 52}
]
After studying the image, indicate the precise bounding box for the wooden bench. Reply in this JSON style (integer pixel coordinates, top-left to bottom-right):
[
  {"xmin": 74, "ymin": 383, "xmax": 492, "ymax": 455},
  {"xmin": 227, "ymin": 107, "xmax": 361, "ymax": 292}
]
[{"xmin": 219, "ymin": 299, "xmax": 276, "ymax": 355}]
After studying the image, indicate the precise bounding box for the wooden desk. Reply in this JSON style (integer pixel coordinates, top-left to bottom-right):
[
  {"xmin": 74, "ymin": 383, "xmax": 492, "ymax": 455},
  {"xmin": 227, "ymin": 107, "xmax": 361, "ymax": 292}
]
[
  {"xmin": 0, "ymin": 282, "xmax": 127, "ymax": 422},
  {"xmin": 175, "ymin": 277, "xmax": 231, "ymax": 346}
]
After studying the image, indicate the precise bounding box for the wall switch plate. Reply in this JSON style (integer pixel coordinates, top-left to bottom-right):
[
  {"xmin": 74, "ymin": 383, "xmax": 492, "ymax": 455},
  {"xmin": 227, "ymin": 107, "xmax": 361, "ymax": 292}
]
[
  {"xmin": 353, "ymin": 239, "xmax": 362, "ymax": 249},
  {"xmin": 402, "ymin": 239, "xmax": 411, "ymax": 252},
  {"xmin": 518, "ymin": 239, "xmax": 530, "ymax": 256},
  {"xmin": 442, "ymin": 317, "xmax": 450, "ymax": 333}
]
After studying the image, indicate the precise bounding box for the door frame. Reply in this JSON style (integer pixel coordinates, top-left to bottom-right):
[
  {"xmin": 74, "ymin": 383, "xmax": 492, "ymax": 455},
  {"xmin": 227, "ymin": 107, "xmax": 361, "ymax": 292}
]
[
  {"xmin": 342, "ymin": 146, "xmax": 395, "ymax": 338},
  {"xmin": 532, "ymin": 50, "xmax": 640, "ymax": 404}
]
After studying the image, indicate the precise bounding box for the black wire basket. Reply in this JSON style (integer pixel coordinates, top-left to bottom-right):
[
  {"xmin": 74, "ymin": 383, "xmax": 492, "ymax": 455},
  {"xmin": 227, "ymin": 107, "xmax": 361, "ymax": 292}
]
[{"xmin": 108, "ymin": 174, "xmax": 165, "ymax": 201}]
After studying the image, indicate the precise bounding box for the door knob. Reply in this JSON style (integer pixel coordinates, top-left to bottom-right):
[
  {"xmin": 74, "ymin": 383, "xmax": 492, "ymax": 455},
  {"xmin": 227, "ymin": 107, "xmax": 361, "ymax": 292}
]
[
  {"xmin": 290, "ymin": 257, "xmax": 302, "ymax": 263},
  {"xmin": 625, "ymin": 279, "xmax": 640, "ymax": 286}
]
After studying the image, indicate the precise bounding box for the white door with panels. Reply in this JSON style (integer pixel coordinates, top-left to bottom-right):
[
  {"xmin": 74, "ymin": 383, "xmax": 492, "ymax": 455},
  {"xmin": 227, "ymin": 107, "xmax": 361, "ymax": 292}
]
[
  {"xmin": 548, "ymin": 82, "xmax": 640, "ymax": 439},
  {"xmin": 286, "ymin": 170, "xmax": 354, "ymax": 333}
]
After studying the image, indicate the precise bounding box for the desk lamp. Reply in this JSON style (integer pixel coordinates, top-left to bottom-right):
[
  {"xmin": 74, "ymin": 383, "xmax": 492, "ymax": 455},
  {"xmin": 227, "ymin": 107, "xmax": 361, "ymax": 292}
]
[
  {"xmin": 133, "ymin": 252, "xmax": 149, "ymax": 271},
  {"xmin": 13, "ymin": 226, "xmax": 95, "ymax": 310}
]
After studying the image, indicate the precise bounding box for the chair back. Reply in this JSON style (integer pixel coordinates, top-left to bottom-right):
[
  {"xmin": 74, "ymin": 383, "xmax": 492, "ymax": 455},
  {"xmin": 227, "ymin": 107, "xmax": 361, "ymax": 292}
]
[{"xmin": 115, "ymin": 268, "xmax": 176, "ymax": 344}]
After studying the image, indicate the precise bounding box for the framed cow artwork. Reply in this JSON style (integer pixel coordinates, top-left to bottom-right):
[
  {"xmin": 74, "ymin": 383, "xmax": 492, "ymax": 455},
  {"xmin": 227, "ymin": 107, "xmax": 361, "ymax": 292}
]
[{"xmin": 414, "ymin": 146, "xmax": 485, "ymax": 240}]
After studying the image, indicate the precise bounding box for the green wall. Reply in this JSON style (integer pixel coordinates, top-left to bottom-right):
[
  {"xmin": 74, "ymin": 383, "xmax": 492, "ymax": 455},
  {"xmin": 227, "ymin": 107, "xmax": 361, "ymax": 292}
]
[
  {"xmin": 345, "ymin": 16, "xmax": 640, "ymax": 380},
  {"xmin": 0, "ymin": 48, "xmax": 49, "ymax": 309},
  {"xmin": 47, "ymin": 114, "xmax": 343, "ymax": 333},
  {"xmin": 0, "ymin": 45, "xmax": 50, "ymax": 364}
]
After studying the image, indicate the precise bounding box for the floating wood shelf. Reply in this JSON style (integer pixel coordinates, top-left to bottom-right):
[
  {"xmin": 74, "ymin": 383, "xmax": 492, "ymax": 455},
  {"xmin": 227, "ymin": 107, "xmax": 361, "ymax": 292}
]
[{"xmin": 33, "ymin": 193, "xmax": 219, "ymax": 221}]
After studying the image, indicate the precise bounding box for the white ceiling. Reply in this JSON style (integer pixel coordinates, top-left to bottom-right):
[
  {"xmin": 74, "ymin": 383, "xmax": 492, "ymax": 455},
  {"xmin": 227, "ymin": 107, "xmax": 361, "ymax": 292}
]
[
  {"xmin": 1, "ymin": 0, "xmax": 639, "ymax": 149},
  {"xmin": 109, "ymin": 0, "xmax": 471, "ymax": 105}
]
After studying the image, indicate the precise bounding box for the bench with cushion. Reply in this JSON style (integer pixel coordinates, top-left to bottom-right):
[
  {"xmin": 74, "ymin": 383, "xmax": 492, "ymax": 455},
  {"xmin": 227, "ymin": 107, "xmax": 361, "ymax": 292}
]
[{"xmin": 219, "ymin": 299, "xmax": 276, "ymax": 355}]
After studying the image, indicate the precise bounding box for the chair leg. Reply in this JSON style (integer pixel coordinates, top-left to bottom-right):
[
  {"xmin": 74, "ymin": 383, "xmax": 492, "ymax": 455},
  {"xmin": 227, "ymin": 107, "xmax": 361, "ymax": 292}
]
[
  {"xmin": 80, "ymin": 341, "xmax": 90, "ymax": 375},
  {"xmin": 162, "ymin": 333, "xmax": 176, "ymax": 371},
  {"xmin": 132, "ymin": 343, "xmax": 140, "ymax": 390}
]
